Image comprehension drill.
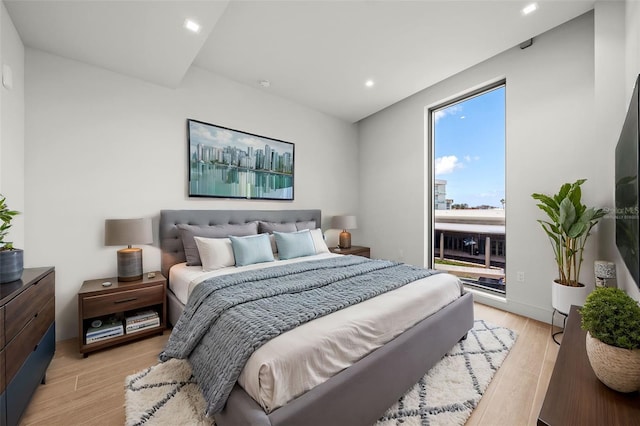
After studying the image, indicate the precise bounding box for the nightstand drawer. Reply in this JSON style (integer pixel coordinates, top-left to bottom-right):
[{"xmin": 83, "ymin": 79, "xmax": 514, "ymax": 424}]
[
  {"xmin": 5, "ymin": 297, "xmax": 55, "ymax": 384},
  {"xmin": 5, "ymin": 272, "xmax": 55, "ymax": 342},
  {"xmin": 82, "ymin": 284, "xmax": 164, "ymax": 318}
]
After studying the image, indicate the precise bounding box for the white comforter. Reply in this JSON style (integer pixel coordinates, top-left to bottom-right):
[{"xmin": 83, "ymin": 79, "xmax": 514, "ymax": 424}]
[{"xmin": 169, "ymin": 254, "xmax": 462, "ymax": 412}]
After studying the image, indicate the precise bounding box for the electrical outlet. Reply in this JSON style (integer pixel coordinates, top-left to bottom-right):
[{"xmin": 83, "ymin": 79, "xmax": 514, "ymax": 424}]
[{"xmin": 517, "ymin": 272, "xmax": 525, "ymax": 282}]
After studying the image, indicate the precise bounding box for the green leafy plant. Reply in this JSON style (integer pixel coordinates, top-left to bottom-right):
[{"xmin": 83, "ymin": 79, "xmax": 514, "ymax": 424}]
[
  {"xmin": 0, "ymin": 194, "xmax": 20, "ymax": 251},
  {"xmin": 532, "ymin": 179, "xmax": 607, "ymax": 287},
  {"xmin": 581, "ymin": 287, "xmax": 640, "ymax": 350}
]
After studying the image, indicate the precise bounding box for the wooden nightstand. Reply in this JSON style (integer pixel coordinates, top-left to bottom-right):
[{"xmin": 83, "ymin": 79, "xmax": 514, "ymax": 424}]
[
  {"xmin": 329, "ymin": 245, "xmax": 371, "ymax": 258},
  {"xmin": 77, "ymin": 272, "xmax": 166, "ymax": 357}
]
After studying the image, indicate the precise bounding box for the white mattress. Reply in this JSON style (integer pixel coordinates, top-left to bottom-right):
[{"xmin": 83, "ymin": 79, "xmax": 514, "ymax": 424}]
[
  {"xmin": 169, "ymin": 253, "xmax": 339, "ymax": 305},
  {"xmin": 168, "ymin": 254, "xmax": 462, "ymax": 413}
]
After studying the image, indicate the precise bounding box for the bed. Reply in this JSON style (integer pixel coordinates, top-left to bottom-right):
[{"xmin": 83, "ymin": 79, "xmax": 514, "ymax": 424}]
[{"xmin": 159, "ymin": 209, "xmax": 474, "ymax": 426}]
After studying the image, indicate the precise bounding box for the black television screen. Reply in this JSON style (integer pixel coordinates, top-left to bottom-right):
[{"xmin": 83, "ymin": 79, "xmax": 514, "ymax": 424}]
[{"xmin": 615, "ymin": 74, "xmax": 640, "ymax": 290}]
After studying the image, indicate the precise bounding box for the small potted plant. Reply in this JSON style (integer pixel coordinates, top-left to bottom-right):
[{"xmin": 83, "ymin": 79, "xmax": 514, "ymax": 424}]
[
  {"xmin": 0, "ymin": 193, "xmax": 23, "ymax": 283},
  {"xmin": 532, "ymin": 179, "xmax": 607, "ymax": 313},
  {"xmin": 581, "ymin": 287, "xmax": 640, "ymax": 392}
]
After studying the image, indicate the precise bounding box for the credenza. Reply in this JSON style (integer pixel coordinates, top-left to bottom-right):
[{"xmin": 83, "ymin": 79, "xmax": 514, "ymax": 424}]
[
  {"xmin": 538, "ymin": 305, "xmax": 640, "ymax": 425},
  {"xmin": 0, "ymin": 267, "xmax": 55, "ymax": 426}
]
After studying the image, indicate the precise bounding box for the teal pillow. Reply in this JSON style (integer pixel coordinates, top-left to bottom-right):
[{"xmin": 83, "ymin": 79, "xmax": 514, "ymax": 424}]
[
  {"xmin": 229, "ymin": 234, "xmax": 275, "ymax": 266},
  {"xmin": 274, "ymin": 230, "xmax": 316, "ymax": 260}
]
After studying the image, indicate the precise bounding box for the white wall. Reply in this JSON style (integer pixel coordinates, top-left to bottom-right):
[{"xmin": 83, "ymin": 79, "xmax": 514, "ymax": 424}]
[
  {"xmin": 626, "ymin": 0, "xmax": 640, "ymax": 91},
  {"xmin": 359, "ymin": 12, "xmax": 599, "ymax": 323},
  {"xmin": 619, "ymin": 0, "xmax": 640, "ymax": 300},
  {"xmin": 0, "ymin": 2, "xmax": 25, "ymax": 248},
  {"xmin": 25, "ymin": 49, "xmax": 359, "ymax": 340},
  {"xmin": 595, "ymin": 0, "xmax": 640, "ymax": 300}
]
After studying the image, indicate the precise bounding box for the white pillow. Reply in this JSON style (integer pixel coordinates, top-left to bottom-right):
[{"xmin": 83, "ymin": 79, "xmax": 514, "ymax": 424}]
[
  {"xmin": 310, "ymin": 228, "xmax": 330, "ymax": 254},
  {"xmin": 193, "ymin": 237, "xmax": 235, "ymax": 271}
]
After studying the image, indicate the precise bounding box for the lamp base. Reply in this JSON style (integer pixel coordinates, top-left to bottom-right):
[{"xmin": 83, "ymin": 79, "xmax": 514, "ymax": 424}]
[
  {"xmin": 339, "ymin": 230, "xmax": 352, "ymax": 249},
  {"xmin": 117, "ymin": 247, "xmax": 143, "ymax": 282}
]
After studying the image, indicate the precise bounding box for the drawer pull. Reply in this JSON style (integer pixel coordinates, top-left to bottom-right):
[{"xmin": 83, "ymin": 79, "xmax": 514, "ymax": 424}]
[
  {"xmin": 34, "ymin": 312, "xmax": 39, "ymax": 318},
  {"xmin": 33, "ymin": 344, "xmax": 38, "ymax": 352},
  {"xmin": 114, "ymin": 297, "xmax": 137, "ymax": 304}
]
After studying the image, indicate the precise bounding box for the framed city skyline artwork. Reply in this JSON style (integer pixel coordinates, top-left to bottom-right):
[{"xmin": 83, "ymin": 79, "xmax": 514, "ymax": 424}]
[{"xmin": 187, "ymin": 119, "xmax": 295, "ymax": 201}]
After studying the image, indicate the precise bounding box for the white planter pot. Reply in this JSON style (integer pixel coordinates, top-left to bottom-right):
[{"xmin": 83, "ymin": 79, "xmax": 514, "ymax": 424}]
[{"xmin": 551, "ymin": 280, "xmax": 589, "ymax": 315}]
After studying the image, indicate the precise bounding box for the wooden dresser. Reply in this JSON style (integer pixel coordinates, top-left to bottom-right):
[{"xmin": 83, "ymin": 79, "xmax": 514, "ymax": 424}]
[
  {"xmin": 538, "ymin": 305, "xmax": 640, "ymax": 425},
  {"xmin": 0, "ymin": 267, "xmax": 55, "ymax": 426}
]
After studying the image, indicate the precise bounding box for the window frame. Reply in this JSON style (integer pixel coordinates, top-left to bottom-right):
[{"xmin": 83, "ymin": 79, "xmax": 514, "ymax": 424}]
[{"xmin": 426, "ymin": 80, "xmax": 506, "ymax": 294}]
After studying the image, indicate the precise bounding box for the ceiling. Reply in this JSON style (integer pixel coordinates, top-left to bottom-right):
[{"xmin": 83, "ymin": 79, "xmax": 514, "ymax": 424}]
[{"xmin": 4, "ymin": 0, "xmax": 594, "ymax": 122}]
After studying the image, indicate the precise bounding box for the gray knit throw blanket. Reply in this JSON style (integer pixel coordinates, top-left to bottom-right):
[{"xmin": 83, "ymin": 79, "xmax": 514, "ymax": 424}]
[{"xmin": 159, "ymin": 255, "xmax": 440, "ymax": 416}]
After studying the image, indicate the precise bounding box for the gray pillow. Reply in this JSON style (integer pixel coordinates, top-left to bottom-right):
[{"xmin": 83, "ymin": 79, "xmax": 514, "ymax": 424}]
[
  {"xmin": 295, "ymin": 221, "xmax": 316, "ymax": 231},
  {"xmin": 178, "ymin": 222, "xmax": 258, "ymax": 266},
  {"xmin": 258, "ymin": 221, "xmax": 317, "ymax": 233},
  {"xmin": 258, "ymin": 221, "xmax": 297, "ymax": 234},
  {"xmin": 259, "ymin": 221, "xmax": 317, "ymax": 252}
]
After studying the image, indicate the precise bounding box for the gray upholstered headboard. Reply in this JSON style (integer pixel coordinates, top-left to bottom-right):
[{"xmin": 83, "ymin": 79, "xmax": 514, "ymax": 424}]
[{"xmin": 159, "ymin": 209, "xmax": 322, "ymax": 279}]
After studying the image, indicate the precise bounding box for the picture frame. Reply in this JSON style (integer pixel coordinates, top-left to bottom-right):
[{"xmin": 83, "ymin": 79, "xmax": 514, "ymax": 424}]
[{"xmin": 187, "ymin": 119, "xmax": 295, "ymax": 201}]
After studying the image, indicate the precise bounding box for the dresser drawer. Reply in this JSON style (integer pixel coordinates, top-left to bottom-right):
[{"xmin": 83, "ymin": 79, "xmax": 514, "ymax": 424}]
[
  {"xmin": 5, "ymin": 271, "xmax": 55, "ymax": 342},
  {"xmin": 0, "ymin": 348, "xmax": 5, "ymax": 394},
  {"xmin": 6, "ymin": 297, "xmax": 55, "ymax": 384},
  {"xmin": 82, "ymin": 284, "xmax": 164, "ymax": 319},
  {"xmin": 6, "ymin": 323, "xmax": 55, "ymax": 426},
  {"xmin": 0, "ymin": 305, "xmax": 4, "ymax": 349}
]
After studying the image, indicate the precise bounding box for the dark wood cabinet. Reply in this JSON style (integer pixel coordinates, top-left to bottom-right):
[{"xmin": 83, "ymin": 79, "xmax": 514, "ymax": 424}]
[
  {"xmin": 78, "ymin": 272, "xmax": 166, "ymax": 357},
  {"xmin": 538, "ymin": 305, "xmax": 640, "ymax": 425},
  {"xmin": 329, "ymin": 245, "xmax": 371, "ymax": 258},
  {"xmin": 0, "ymin": 267, "xmax": 56, "ymax": 426}
]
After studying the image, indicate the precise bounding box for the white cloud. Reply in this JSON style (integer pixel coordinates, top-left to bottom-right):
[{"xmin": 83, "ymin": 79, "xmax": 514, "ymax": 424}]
[
  {"xmin": 433, "ymin": 104, "xmax": 463, "ymax": 123},
  {"xmin": 192, "ymin": 122, "xmax": 215, "ymax": 142},
  {"xmin": 214, "ymin": 129, "xmax": 233, "ymax": 143},
  {"xmin": 464, "ymin": 155, "xmax": 471, "ymax": 162},
  {"xmin": 435, "ymin": 155, "xmax": 461, "ymax": 176},
  {"xmin": 190, "ymin": 123, "xmax": 232, "ymax": 146},
  {"xmin": 238, "ymin": 136, "xmax": 269, "ymax": 151}
]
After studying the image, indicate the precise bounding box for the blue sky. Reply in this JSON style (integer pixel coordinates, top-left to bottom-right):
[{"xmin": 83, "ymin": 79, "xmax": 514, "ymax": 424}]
[{"xmin": 434, "ymin": 86, "xmax": 505, "ymax": 208}]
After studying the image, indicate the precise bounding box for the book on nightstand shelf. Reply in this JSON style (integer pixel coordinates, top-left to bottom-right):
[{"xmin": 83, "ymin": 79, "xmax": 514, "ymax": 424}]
[
  {"xmin": 86, "ymin": 318, "xmax": 124, "ymax": 344},
  {"xmin": 125, "ymin": 310, "xmax": 160, "ymax": 334}
]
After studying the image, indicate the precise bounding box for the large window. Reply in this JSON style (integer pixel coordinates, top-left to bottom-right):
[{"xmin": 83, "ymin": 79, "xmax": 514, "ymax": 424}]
[{"xmin": 429, "ymin": 82, "xmax": 506, "ymax": 295}]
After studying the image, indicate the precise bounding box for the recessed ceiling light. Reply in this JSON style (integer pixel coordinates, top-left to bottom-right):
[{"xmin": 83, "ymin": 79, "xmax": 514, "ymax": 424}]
[
  {"xmin": 258, "ymin": 79, "xmax": 271, "ymax": 88},
  {"xmin": 365, "ymin": 79, "xmax": 375, "ymax": 88},
  {"xmin": 184, "ymin": 19, "xmax": 201, "ymax": 33},
  {"xmin": 522, "ymin": 3, "xmax": 538, "ymax": 15}
]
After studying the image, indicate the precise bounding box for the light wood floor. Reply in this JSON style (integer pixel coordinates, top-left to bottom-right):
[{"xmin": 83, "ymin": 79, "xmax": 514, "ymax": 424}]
[{"xmin": 19, "ymin": 303, "xmax": 559, "ymax": 425}]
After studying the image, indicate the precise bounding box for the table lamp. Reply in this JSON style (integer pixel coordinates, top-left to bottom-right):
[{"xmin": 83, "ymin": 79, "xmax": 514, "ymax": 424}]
[
  {"xmin": 105, "ymin": 218, "xmax": 153, "ymax": 282},
  {"xmin": 331, "ymin": 215, "xmax": 357, "ymax": 249}
]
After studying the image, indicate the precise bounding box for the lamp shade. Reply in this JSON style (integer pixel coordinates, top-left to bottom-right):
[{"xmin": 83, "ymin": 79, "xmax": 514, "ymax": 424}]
[
  {"xmin": 105, "ymin": 218, "xmax": 152, "ymax": 282},
  {"xmin": 105, "ymin": 218, "xmax": 153, "ymax": 246},
  {"xmin": 331, "ymin": 215, "xmax": 357, "ymax": 230}
]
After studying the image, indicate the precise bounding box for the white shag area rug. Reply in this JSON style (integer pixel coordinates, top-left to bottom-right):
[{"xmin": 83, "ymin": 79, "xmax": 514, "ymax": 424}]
[{"xmin": 125, "ymin": 320, "xmax": 516, "ymax": 426}]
